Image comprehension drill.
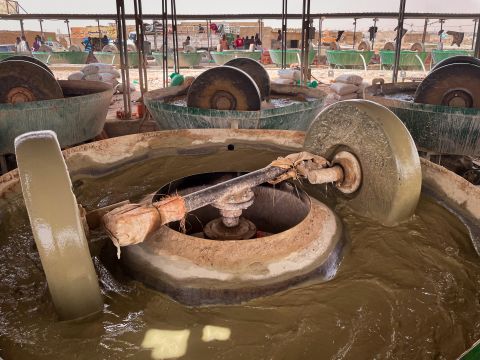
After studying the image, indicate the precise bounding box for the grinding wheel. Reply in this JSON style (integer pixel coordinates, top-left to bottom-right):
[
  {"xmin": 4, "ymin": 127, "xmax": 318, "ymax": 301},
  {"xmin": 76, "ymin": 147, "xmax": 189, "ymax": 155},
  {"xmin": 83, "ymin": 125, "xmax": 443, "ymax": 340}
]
[
  {"xmin": 224, "ymin": 57, "xmax": 270, "ymax": 100},
  {"xmin": 0, "ymin": 60, "xmax": 63, "ymax": 104},
  {"xmin": 0, "ymin": 54, "xmax": 54, "ymax": 76},
  {"xmin": 357, "ymin": 40, "xmax": 371, "ymax": 51},
  {"xmin": 187, "ymin": 66, "xmax": 261, "ymax": 111},
  {"xmin": 383, "ymin": 42, "xmax": 395, "ymax": 51},
  {"xmin": 414, "ymin": 63, "xmax": 480, "ymax": 108},
  {"xmin": 15, "ymin": 130, "xmax": 103, "ymax": 321},
  {"xmin": 304, "ymin": 100, "xmax": 421, "ymax": 226},
  {"xmin": 431, "ymin": 55, "xmax": 480, "ymax": 72}
]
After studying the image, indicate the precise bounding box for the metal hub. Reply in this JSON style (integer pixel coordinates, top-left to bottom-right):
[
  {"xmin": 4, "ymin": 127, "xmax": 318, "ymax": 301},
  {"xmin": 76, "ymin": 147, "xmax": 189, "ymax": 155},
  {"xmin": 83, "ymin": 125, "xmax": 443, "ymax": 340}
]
[
  {"xmin": 7, "ymin": 87, "xmax": 36, "ymax": 103},
  {"xmin": 204, "ymin": 217, "xmax": 257, "ymax": 240},
  {"xmin": 442, "ymin": 89, "xmax": 473, "ymax": 108},
  {"xmin": 211, "ymin": 90, "xmax": 237, "ymax": 110}
]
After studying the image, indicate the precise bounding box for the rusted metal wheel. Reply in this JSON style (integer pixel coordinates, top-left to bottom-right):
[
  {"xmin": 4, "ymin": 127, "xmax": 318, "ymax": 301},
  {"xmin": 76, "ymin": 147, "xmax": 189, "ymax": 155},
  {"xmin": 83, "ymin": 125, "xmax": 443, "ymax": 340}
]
[
  {"xmin": 186, "ymin": 66, "xmax": 261, "ymax": 111},
  {"xmin": 224, "ymin": 57, "xmax": 270, "ymax": 100},
  {"xmin": 410, "ymin": 42, "xmax": 424, "ymax": 52},
  {"xmin": 0, "ymin": 59, "xmax": 63, "ymax": 104},
  {"xmin": 304, "ymin": 100, "xmax": 422, "ymax": 226},
  {"xmin": 0, "ymin": 54, "xmax": 54, "ymax": 76},
  {"xmin": 431, "ymin": 55, "xmax": 480, "ymax": 72},
  {"xmin": 357, "ymin": 40, "xmax": 371, "ymax": 51},
  {"xmin": 414, "ymin": 63, "xmax": 480, "ymax": 109},
  {"xmin": 383, "ymin": 42, "xmax": 395, "ymax": 51}
]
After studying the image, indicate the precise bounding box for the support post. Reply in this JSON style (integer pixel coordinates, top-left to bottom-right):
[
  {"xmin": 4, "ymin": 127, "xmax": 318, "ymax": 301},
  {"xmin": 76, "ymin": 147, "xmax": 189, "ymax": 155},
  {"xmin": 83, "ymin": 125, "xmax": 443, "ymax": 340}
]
[
  {"xmin": 65, "ymin": 19, "xmax": 71, "ymax": 47},
  {"xmin": 392, "ymin": 0, "xmax": 406, "ymax": 83},
  {"xmin": 473, "ymin": 19, "xmax": 478, "ymax": 51},
  {"xmin": 317, "ymin": 17, "xmax": 323, "ymax": 59},
  {"xmin": 134, "ymin": 0, "xmax": 148, "ymax": 97},
  {"xmin": 19, "ymin": 19, "xmax": 24, "ymax": 37},
  {"xmin": 281, "ymin": 0, "xmax": 288, "ymax": 69},
  {"xmin": 475, "ymin": 18, "xmax": 480, "ymax": 58},
  {"xmin": 97, "ymin": 19, "xmax": 101, "ymax": 38},
  {"xmin": 116, "ymin": 0, "xmax": 131, "ymax": 118},
  {"xmin": 161, "ymin": 0, "xmax": 168, "ymax": 88},
  {"xmin": 170, "ymin": 0, "xmax": 179, "ymax": 73},
  {"xmin": 352, "ymin": 18, "xmax": 357, "ymax": 49},
  {"xmin": 438, "ymin": 19, "xmax": 445, "ymax": 49},
  {"xmin": 372, "ymin": 18, "xmax": 378, "ymax": 48},
  {"xmin": 39, "ymin": 19, "xmax": 44, "ymax": 39},
  {"xmin": 300, "ymin": 0, "xmax": 311, "ymax": 84},
  {"xmin": 421, "ymin": 18, "xmax": 428, "ymax": 46}
]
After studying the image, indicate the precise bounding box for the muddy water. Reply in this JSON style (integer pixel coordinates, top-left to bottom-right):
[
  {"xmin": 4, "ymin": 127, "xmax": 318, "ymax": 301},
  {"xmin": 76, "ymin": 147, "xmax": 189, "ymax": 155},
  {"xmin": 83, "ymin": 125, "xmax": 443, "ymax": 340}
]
[
  {"xmin": 383, "ymin": 92, "xmax": 415, "ymax": 102},
  {"xmin": 1, "ymin": 149, "xmax": 480, "ymax": 359}
]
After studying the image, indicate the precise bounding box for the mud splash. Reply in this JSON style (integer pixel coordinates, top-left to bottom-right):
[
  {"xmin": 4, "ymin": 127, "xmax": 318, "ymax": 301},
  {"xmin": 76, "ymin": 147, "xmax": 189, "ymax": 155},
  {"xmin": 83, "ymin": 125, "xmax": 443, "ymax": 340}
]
[{"xmin": 0, "ymin": 149, "xmax": 479, "ymax": 359}]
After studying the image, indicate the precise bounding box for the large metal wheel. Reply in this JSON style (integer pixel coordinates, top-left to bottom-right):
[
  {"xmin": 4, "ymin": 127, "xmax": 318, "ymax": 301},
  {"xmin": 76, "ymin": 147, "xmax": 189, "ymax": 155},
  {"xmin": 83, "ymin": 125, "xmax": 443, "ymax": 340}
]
[
  {"xmin": 186, "ymin": 66, "xmax": 261, "ymax": 111},
  {"xmin": 0, "ymin": 54, "xmax": 54, "ymax": 76},
  {"xmin": 224, "ymin": 57, "xmax": 270, "ymax": 100},
  {"xmin": 431, "ymin": 55, "xmax": 480, "ymax": 72},
  {"xmin": 414, "ymin": 63, "xmax": 480, "ymax": 108},
  {"xmin": 304, "ymin": 100, "xmax": 422, "ymax": 226},
  {"xmin": 0, "ymin": 59, "xmax": 63, "ymax": 104}
]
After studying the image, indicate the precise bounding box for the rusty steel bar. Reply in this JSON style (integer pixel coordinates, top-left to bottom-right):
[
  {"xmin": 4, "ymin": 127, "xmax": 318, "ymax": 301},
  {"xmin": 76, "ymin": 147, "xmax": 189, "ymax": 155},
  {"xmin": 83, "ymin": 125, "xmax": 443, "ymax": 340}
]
[
  {"xmin": 182, "ymin": 165, "xmax": 288, "ymax": 213},
  {"xmin": 473, "ymin": 19, "xmax": 478, "ymax": 51},
  {"xmin": 352, "ymin": 18, "xmax": 357, "ymax": 49},
  {"xmin": 116, "ymin": 0, "xmax": 131, "ymax": 118}
]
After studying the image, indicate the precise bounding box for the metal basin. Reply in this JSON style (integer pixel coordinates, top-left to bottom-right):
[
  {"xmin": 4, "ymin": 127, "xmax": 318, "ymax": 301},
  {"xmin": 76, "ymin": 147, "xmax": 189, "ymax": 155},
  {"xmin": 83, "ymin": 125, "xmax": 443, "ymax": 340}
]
[
  {"xmin": 0, "ymin": 129, "xmax": 479, "ymax": 358},
  {"xmin": 32, "ymin": 51, "xmax": 89, "ymax": 65},
  {"xmin": 210, "ymin": 50, "xmax": 262, "ymax": 65},
  {"xmin": 93, "ymin": 52, "xmax": 139, "ymax": 67},
  {"xmin": 152, "ymin": 51, "xmax": 203, "ymax": 68},
  {"xmin": 379, "ymin": 50, "xmax": 427, "ymax": 70},
  {"xmin": 364, "ymin": 82, "xmax": 480, "ymax": 156},
  {"xmin": 144, "ymin": 83, "xmax": 326, "ymax": 130},
  {"xmin": 269, "ymin": 49, "xmax": 315, "ymax": 66},
  {"xmin": 0, "ymin": 80, "xmax": 113, "ymax": 154},
  {"xmin": 326, "ymin": 50, "xmax": 374, "ymax": 69}
]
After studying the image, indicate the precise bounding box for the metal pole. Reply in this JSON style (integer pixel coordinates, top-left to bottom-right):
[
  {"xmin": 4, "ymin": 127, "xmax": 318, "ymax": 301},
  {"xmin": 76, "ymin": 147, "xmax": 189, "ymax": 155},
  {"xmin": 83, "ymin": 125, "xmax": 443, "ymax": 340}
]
[
  {"xmin": 133, "ymin": 0, "xmax": 148, "ymax": 97},
  {"xmin": 372, "ymin": 18, "xmax": 378, "ymax": 49},
  {"xmin": 206, "ymin": 19, "xmax": 210, "ymax": 53},
  {"xmin": 281, "ymin": 0, "xmax": 288, "ymax": 68},
  {"xmin": 301, "ymin": 0, "xmax": 311, "ymax": 84},
  {"xmin": 97, "ymin": 19, "xmax": 101, "ymax": 37},
  {"xmin": 116, "ymin": 0, "xmax": 131, "ymax": 118},
  {"xmin": 352, "ymin": 18, "xmax": 357, "ymax": 49},
  {"xmin": 421, "ymin": 18, "xmax": 428, "ymax": 46},
  {"xmin": 19, "ymin": 19, "xmax": 24, "ymax": 37},
  {"xmin": 473, "ymin": 19, "xmax": 478, "ymax": 51},
  {"xmin": 317, "ymin": 17, "xmax": 322, "ymax": 59},
  {"xmin": 161, "ymin": 0, "xmax": 168, "ymax": 87},
  {"xmin": 170, "ymin": 0, "xmax": 179, "ymax": 73},
  {"xmin": 39, "ymin": 19, "xmax": 44, "ymax": 39},
  {"xmin": 439, "ymin": 19, "xmax": 445, "ymax": 48},
  {"xmin": 392, "ymin": 0, "xmax": 406, "ymax": 83},
  {"xmin": 475, "ymin": 18, "xmax": 480, "ymax": 58},
  {"xmin": 65, "ymin": 19, "xmax": 71, "ymax": 47}
]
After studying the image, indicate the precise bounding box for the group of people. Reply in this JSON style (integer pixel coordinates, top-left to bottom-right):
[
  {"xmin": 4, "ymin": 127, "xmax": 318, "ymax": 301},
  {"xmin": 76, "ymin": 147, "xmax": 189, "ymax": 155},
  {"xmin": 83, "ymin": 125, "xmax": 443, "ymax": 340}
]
[
  {"xmin": 82, "ymin": 35, "xmax": 110, "ymax": 53},
  {"xmin": 15, "ymin": 35, "xmax": 32, "ymax": 54},
  {"xmin": 219, "ymin": 33, "xmax": 262, "ymax": 51}
]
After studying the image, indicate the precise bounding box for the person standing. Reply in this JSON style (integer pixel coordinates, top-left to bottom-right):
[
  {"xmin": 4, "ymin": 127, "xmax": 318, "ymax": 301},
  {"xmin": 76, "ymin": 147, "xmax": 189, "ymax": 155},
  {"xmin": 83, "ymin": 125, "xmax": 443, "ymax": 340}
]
[
  {"xmin": 32, "ymin": 35, "xmax": 41, "ymax": 52},
  {"xmin": 234, "ymin": 35, "xmax": 243, "ymax": 49},
  {"xmin": 101, "ymin": 35, "xmax": 109, "ymax": 47},
  {"xmin": 82, "ymin": 37, "xmax": 93, "ymax": 52},
  {"xmin": 16, "ymin": 36, "xmax": 31, "ymax": 54},
  {"xmin": 219, "ymin": 34, "xmax": 229, "ymax": 51}
]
